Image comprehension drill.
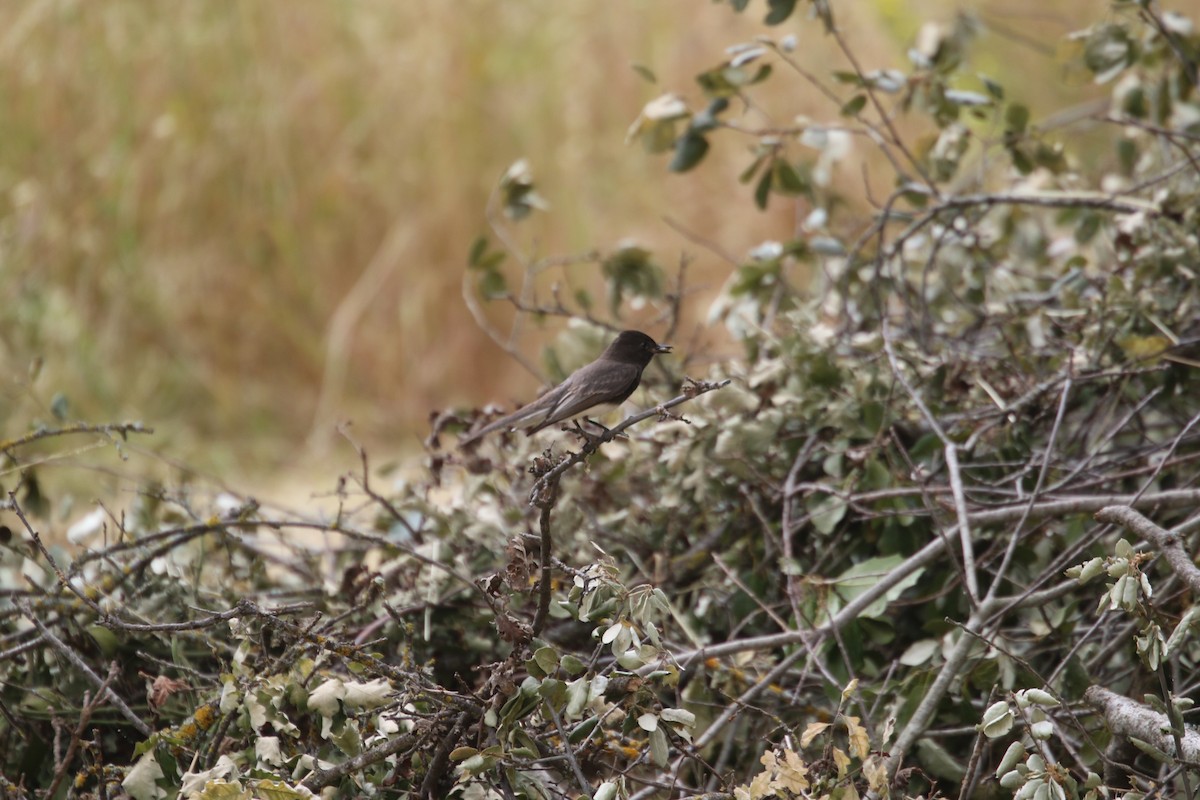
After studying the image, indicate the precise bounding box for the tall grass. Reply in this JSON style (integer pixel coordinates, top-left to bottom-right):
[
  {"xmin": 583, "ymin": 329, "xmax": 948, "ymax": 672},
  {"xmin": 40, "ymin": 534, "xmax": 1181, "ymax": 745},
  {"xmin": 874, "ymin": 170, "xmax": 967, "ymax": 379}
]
[{"xmin": 0, "ymin": 0, "xmax": 1102, "ymax": 472}]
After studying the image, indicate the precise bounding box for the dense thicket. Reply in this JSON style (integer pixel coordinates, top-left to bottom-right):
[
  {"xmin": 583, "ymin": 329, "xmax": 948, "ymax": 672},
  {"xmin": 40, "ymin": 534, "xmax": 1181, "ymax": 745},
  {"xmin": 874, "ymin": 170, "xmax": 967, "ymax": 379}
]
[{"xmin": 3, "ymin": 1, "xmax": 1200, "ymax": 798}]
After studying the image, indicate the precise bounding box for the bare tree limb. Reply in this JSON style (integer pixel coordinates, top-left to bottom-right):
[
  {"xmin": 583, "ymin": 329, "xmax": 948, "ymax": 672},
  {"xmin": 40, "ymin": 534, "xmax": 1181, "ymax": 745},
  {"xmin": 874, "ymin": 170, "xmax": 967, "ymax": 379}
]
[{"xmin": 1085, "ymin": 686, "xmax": 1200, "ymax": 761}]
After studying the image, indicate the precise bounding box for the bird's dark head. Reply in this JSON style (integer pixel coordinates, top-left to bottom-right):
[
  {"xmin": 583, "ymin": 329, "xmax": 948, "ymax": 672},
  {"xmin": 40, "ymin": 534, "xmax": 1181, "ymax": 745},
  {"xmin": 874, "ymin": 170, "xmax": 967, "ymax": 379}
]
[{"xmin": 605, "ymin": 330, "xmax": 672, "ymax": 365}]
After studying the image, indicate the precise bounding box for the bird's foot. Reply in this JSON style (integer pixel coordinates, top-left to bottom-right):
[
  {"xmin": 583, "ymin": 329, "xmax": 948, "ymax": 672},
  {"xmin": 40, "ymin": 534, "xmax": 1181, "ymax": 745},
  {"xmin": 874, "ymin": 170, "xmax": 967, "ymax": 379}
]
[{"xmin": 568, "ymin": 418, "xmax": 626, "ymax": 445}]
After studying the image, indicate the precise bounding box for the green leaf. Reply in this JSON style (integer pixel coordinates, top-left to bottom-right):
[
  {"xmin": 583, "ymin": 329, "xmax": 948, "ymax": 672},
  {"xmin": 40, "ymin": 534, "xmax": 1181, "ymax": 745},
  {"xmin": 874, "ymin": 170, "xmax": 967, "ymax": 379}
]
[
  {"xmin": 465, "ymin": 241, "xmax": 504, "ymax": 275},
  {"xmin": 477, "ymin": 268, "xmax": 507, "ymax": 300},
  {"xmin": 808, "ymin": 352, "xmax": 842, "ymax": 388},
  {"xmin": 832, "ymin": 555, "xmax": 925, "ymax": 618},
  {"xmin": 730, "ymin": 260, "xmax": 780, "ymax": 297},
  {"xmin": 900, "ymin": 187, "xmax": 930, "ymax": 208},
  {"xmin": 931, "ymin": 90, "xmax": 961, "ymax": 126},
  {"xmin": 121, "ymin": 751, "xmax": 165, "ymax": 800},
  {"xmin": 86, "ymin": 624, "xmax": 121, "ymax": 658},
  {"xmin": 1082, "ymin": 23, "xmax": 1133, "ymax": 82},
  {"xmin": 1074, "ymin": 212, "xmax": 1102, "ymax": 244},
  {"xmin": 330, "ymin": 721, "xmax": 362, "ymax": 756},
  {"xmin": 50, "ymin": 392, "xmax": 69, "ymax": 421},
  {"xmin": 1010, "ymin": 144, "xmax": 1034, "ymax": 175},
  {"xmin": 669, "ymin": 132, "xmax": 709, "ymax": 172},
  {"xmin": 602, "ymin": 244, "xmax": 664, "ymax": 315},
  {"xmin": 764, "ymin": 0, "xmax": 797, "ymax": 25},
  {"xmin": 649, "ymin": 725, "xmax": 670, "ymax": 766},
  {"xmin": 860, "ymin": 401, "xmax": 885, "ymax": 434},
  {"xmin": 995, "ymin": 741, "xmax": 1026, "ymax": 777},
  {"xmin": 450, "ymin": 747, "xmax": 479, "ymax": 762},
  {"xmin": 772, "ymin": 159, "xmax": 809, "ymax": 195},
  {"xmin": 738, "ymin": 153, "xmax": 768, "ymax": 184},
  {"xmin": 498, "ymin": 679, "xmax": 541, "ymax": 727},
  {"xmin": 21, "ymin": 471, "xmax": 49, "ymax": 519},
  {"xmin": 841, "ymin": 94, "xmax": 867, "ymax": 117},
  {"xmin": 1005, "ymin": 103, "xmax": 1029, "ymax": 134},
  {"xmin": 531, "ymin": 646, "xmax": 559, "ymax": 676},
  {"xmin": 690, "ymin": 97, "xmax": 730, "ymax": 133},
  {"xmin": 467, "ymin": 235, "xmax": 488, "ymax": 267},
  {"xmin": 1117, "ymin": 138, "xmax": 1137, "ymax": 174},
  {"xmin": 499, "ymin": 159, "xmax": 548, "ymax": 220},
  {"xmin": 1129, "ymin": 736, "xmax": 1172, "ymax": 763},
  {"xmin": 641, "ymin": 118, "xmax": 680, "ymax": 154},
  {"xmin": 1033, "ymin": 140, "xmax": 1067, "ymax": 173},
  {"xmin": 898, "ymin": 638, "xmax": 939, "ymax": 666},
  {"xmin": 748, "ymin": 63, "xmax": 773, "ymax": 85},
  {"xmin": 568, "ymin": 716, "xmax": 600, "ymax": 743},
  {"xmin": 754, "ymin": 168, "xmax": 773, "ymax": 210},
  {"xmin": 1122, "ymin": 84, "xmax": 1147, "ymax": 118},
  {"xmin": 980, "ymin": 74, "xmax": 1004, "ymax": 100},
  {"xmin": 917, "ymin": 738, "xmax": 967, "ymax": 780},
  {"xmin": 631, "ymin": 63, "xmax": 657, "ymax": 84},
  {"xmin": 538, "ymin": 678, "xmax": 567, "ymax": 707},
  {"xmin": 696, "ymin": 66, "xmax": 739, "ymax": 98},
  {"xmin": 807, "ymin": 494, "xmax": 846, "ymax": 535}
]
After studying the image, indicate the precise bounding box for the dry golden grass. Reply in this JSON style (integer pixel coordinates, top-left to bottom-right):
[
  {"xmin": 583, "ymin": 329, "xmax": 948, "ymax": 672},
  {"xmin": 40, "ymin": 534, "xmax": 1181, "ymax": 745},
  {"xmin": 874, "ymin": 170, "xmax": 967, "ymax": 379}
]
[{"xmin": 0, "ymin": 0, "xmax": 1109, "ymax": 475}]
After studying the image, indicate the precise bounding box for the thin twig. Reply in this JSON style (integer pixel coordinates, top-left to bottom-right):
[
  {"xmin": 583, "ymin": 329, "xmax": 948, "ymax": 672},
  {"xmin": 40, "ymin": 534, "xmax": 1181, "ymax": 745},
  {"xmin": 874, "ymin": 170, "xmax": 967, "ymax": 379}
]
[
  {"xmin": 0, "ymin": 421, "xmax": 153, "ymax": 454},
  {"xmin": 338, "ymin": 424, "xmax": 424, "ymax": 543},
  {"xmin": 879, "ymin": 320, "xmax": 979, "ymax": 603},
  {"xmin": 983, "ymin": 377, "xmax": 1072, "ymax": 604},
  {"xmin": 532, "ymin": 500, "xmax": 554, "ymax": 637},
  {"xmin": 543, "ymin": 699, "xmax": 591, "ymax": 795}
]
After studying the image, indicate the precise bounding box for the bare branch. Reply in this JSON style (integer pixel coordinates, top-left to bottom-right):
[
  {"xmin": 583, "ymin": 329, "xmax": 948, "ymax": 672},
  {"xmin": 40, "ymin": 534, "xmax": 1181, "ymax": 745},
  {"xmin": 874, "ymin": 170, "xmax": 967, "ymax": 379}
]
[{"xmin": 1085, "ymin": 686, "xmax": 1200, "ymax": 761}]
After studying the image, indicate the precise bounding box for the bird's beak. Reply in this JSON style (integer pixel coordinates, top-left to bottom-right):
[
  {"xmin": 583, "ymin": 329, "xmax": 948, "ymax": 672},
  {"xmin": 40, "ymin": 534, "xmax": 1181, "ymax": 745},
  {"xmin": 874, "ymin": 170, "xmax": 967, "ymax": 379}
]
[{"xmin": 655, "ymin": 343, "xmax": 673, "ymax": 354}]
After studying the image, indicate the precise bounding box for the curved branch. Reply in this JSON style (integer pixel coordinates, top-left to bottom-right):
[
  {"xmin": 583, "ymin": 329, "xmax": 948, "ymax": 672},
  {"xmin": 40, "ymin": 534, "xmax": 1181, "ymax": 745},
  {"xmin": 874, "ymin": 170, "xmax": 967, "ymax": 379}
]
[{"xmin": 1085, "ymin": 686, "xmax": 1200, "ymax": 761}]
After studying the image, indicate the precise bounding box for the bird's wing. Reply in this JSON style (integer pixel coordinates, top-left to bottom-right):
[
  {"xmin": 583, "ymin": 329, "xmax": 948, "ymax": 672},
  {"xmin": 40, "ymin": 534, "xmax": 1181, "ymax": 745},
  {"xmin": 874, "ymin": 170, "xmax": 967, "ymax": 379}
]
[
  {"xmin": 458, "ymin": 382, "xmax": 574, "ymax": 446},
  {"xmin": 459, "ymin": 358, "xmax": 645, "ymax": 447},
  {"xmin": 525, "ymin": 359, "xmax": 642, "ymax": 433}
]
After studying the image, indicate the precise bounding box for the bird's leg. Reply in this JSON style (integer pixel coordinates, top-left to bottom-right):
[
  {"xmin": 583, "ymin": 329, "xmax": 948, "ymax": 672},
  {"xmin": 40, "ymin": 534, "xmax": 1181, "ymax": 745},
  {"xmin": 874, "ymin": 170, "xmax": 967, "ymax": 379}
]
[
  {"xmin": 583, "ymin": 417, "xmax": 612, "ymax": 435},
  {"xmin": 569, "ymin": 418, "xmax": 628, "ymax": 444},
  {"xmin": 567, "ymin": 420, "xmax": 603, "ymax": 446}
]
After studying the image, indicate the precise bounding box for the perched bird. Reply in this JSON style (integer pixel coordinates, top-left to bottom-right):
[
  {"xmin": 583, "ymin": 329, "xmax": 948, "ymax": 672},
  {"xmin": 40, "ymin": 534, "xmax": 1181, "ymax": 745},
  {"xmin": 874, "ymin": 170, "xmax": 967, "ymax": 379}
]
[{"xmin": 459, "ymin": 330, "xmax": 671, "ymax": 447}]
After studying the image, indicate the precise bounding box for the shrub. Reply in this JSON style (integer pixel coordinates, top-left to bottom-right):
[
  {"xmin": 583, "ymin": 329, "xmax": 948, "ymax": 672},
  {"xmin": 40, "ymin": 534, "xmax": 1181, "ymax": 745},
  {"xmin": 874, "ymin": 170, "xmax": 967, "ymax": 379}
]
[{"xmin": 4, "ymin": 1, "xmax": 1200, "ymax": 798}]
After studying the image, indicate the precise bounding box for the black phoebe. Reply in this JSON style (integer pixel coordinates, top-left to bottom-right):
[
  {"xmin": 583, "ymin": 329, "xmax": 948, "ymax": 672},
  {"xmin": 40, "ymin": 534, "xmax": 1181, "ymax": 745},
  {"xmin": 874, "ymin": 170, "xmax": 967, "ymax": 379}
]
[{"xmin": 460, "ymin": 330, "xmax": 671, "ymax": 447}]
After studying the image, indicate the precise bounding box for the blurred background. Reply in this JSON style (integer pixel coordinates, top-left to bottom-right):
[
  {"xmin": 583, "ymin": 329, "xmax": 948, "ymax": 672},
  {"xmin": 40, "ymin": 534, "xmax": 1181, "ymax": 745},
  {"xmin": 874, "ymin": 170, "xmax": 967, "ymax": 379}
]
[{"xmin": 0, "ymin": 0, "xmax": 1107, "ymax": 485}]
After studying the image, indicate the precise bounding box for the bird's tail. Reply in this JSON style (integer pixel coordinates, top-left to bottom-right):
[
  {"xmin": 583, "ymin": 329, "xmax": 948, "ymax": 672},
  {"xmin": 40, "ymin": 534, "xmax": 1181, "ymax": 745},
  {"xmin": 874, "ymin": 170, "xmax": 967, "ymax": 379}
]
[{"xmin": 458, "ymin": 405, "xmax": 541, "ymax": 449}]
